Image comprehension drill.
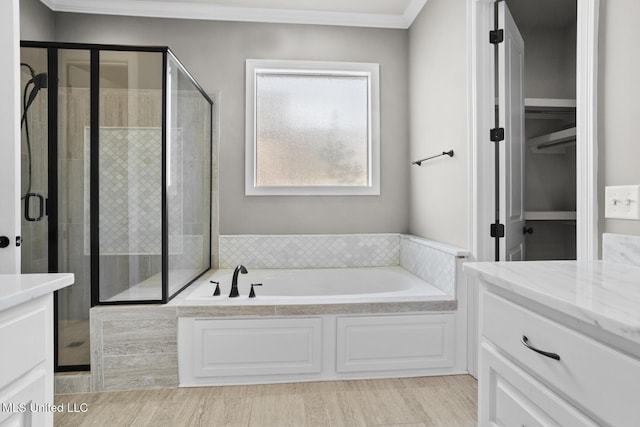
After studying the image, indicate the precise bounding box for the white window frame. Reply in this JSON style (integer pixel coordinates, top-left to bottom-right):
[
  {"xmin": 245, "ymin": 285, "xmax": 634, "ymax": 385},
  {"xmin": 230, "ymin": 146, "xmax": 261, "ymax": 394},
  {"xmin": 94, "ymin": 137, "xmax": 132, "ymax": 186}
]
[{"xmin": 245, "ymin": 59, "xmax": 380, "ymax": 196}]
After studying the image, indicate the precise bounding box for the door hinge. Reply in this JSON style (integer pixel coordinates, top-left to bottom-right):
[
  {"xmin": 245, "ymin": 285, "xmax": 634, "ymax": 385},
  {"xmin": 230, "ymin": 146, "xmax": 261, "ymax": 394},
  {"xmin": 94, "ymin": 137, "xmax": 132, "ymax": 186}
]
[
  {"xmin": 490, "ymin": 222, "xmax": 505, "ymax": 238},
  {"xmin": 490, "ymin": 29, "xmax": 504, "ymax": 44},
  {"xmin": 490, "ymin": 127, "xmax": 505, "ymax": 142}
]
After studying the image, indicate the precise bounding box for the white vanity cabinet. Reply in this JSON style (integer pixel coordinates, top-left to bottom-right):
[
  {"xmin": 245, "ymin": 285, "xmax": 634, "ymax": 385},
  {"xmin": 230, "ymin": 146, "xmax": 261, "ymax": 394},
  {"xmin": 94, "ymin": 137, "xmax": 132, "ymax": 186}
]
[
  {"xmin": 0, "ymin": 274, "xmax": 74, "ymax": 427},
  {"xmin": 465, "ymin": 261, "xmax": 640, "ymax": 427}
]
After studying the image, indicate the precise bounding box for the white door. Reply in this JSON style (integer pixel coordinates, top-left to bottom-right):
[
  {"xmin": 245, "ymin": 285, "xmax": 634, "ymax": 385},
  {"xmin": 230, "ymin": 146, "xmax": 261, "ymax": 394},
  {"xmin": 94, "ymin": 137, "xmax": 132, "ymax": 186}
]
[
  {"xmin": 498, "ymin": 2, "xmax": 526, "ymax": 261},
  {"xmin": 0, "ymin": 0, "xmax": 21, "ymax": 273}
]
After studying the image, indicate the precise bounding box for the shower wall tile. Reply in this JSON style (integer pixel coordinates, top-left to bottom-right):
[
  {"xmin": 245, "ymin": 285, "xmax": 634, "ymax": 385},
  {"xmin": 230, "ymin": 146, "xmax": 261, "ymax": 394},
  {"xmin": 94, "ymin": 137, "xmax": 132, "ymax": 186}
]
[
  {"xmin": 399, "ymin": 235, "xmax": 468, "ymax": 297},
  {"xmin": 57, "ymin": 223, "xmax": 90, "ymax": 319},
  {"xmin": 603, "ymin": 233, "xmax": 640, "ymax": 267},
  {"xmin": 219, "ymin": 234, "xmax": 400, "ymax": 268},
  {"xmin": 92, "ymin": 127, "xmax": 164, "ymax": 255},
  {"xmin": 57, "ymin": 158, "xmax": 85, "ymax": 224}
]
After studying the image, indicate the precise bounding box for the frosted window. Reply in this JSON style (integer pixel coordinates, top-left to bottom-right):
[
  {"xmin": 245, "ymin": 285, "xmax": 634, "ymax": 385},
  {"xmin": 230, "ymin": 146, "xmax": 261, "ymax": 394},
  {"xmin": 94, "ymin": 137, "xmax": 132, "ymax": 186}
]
[
  {"xmin": 246, "ymin": 60, "xmax": 380, "ymax": 196},
  {"xmin": 256, "ymin": 74, "xmax": 368, "ymax": 187}
]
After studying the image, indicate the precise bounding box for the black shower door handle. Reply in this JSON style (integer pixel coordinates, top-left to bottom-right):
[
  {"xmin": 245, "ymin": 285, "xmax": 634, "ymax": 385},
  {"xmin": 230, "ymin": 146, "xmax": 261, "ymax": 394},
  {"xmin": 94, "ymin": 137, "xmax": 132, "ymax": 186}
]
[{"xmin": 24, "ymin": 193, "xmax": 45, "ymax": 222}]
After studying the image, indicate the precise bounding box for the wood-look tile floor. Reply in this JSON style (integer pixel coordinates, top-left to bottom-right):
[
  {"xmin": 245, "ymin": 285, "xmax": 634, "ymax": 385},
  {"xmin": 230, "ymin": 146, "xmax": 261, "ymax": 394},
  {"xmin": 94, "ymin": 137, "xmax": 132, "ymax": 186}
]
[{"xmin": 54, "ymin": 375, "xmax": 477, "ymax": 427}]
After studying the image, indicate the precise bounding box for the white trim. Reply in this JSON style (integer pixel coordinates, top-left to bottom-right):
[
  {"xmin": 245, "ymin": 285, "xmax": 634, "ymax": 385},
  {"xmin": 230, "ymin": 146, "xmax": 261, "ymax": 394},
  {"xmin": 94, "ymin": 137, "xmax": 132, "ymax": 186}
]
[
  {"xmin": 245, "ymin": 59, "xmax": 380, "ymax": 197},
  {"xmin": 403, "ymin": 0, "xmax": 429, "ymax": 28},
  {"xmin": 576, "ymin": 0, "xmax": 600, "ymax": 261},
  {"xmin": 44, "ymin": 0, "xmax": 427, "ymax": 29},
  {"xmin": 469, "ymin": 0, "xmax": 599, "ymax": 263},
  {"xmin": 469, "ymin": 0, "xmax": 496, "ymax": 263},
  {"xmin": 0, "ymin": 0, "xmax": 20, "ymax": 273},
  {"xmin": 38, "ymin": 0, "xmax": 56, "ymax": 9}
]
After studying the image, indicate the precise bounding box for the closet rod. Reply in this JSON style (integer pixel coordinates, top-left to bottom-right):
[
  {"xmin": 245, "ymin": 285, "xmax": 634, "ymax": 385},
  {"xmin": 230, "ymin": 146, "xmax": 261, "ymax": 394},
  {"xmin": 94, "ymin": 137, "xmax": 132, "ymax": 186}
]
[
  {"xmin": 537, "ymin": 139, "xmax": 576, "ymax": 150},
  {"xmin": 412, "ymin": 150, "xmax": 454, "ymax": 166}
]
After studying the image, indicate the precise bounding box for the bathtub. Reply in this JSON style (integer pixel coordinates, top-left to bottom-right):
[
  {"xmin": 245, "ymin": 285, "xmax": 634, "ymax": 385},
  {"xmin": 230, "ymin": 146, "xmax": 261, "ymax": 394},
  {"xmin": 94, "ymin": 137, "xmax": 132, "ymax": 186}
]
[
  {"xmin": 181, "ymin": 266, "xmax": 450, "ymax": 304},
  {"xmin": 175, "ymin": 266, "xmax": 464, "ymax": 387},
  {"xmin": 90, "ymin": 234, "xmax": 469, "ymax": 391}
]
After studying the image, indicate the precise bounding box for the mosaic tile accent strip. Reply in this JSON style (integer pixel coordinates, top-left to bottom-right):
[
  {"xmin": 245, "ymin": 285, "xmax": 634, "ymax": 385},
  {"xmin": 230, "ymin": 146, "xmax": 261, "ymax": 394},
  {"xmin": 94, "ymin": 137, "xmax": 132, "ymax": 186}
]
[
  {"xmin": 603, "ymin": 233, "xmax": 640, "ymax": 267},
  {"xmin": 400, "ymin": 235, "xmax": 467, "ymax": 297},
  {"xmin": 219, "ymin": 234, "xmax": 400, "ymax": 269},
  {"xmin": 83, "ymin": 127, "xmax": 183, "ymax": 255}
]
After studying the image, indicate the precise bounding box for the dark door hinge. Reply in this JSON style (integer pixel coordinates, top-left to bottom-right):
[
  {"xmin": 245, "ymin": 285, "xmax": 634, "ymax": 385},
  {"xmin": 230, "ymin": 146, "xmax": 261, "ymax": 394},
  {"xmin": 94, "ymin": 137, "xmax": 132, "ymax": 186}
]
[
  {"xmin": 490, "ymin": 29, "xmax": 504, "ymax": 44},
  {"xmin": 490, "ymin": 127, "xmax": 505, "ymax": 142},
  {"xmin": 490, "ymin": 222, "xmax": 505, "ymax": 238}
]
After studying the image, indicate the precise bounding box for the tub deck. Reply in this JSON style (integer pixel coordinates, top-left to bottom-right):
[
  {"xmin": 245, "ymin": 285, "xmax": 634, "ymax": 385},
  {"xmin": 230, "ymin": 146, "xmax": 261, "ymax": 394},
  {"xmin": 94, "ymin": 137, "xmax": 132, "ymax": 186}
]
[{"xmin": 168, "ymin": 266, "xmax": 457, "ymax": 314}]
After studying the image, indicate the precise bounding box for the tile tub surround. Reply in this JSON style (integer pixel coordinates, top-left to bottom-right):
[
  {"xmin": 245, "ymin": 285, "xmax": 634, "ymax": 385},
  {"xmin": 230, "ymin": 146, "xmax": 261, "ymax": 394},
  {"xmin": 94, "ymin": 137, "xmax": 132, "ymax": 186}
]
[
  {"xmin": 219, "ymin": 234, "xmax": 401, "ymax": 269},
  {"xmin": 91, "ymin": 234, "xmax": 469, "ymax": 391},
  {"xmin": 90, "ymin": 299, "xmax": 458, "ymax": 391},
  {"xmin": 603, "ymin": 233, "xmax": 640, "ymax": 267},
  {"xmin": 400, "ymin": 235, "xmax": 466, "ymax": 297},
  {"xmin": 219, "ymin": 233, "xmax": 468, "ymax": 296},
  {"xmin": 90, "ymin": 306, "xmax": 179, "ymax": 391}
]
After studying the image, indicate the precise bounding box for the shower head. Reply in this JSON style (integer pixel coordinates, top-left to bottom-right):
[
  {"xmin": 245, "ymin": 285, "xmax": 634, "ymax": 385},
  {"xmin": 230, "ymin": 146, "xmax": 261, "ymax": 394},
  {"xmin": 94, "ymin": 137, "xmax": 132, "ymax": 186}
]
[
  {"xmin": 32, "ymin": 72, "xmax": 48, "ymax": 89},
  {"xmin": 24, "ymin": 72, "xmax": 48, "ymax": 112}
]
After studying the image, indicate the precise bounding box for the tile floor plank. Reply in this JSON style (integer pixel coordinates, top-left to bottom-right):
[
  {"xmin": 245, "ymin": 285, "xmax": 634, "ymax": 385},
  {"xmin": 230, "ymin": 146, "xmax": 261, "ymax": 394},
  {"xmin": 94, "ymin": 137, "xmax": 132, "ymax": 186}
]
[{"xmin": 54, "ymin": 375, "xmax": 477, "ymax": 427}]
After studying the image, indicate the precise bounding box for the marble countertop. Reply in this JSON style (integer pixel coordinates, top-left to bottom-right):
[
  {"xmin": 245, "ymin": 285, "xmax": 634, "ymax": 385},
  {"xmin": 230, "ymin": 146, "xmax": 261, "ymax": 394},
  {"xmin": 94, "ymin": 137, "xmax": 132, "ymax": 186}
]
[
  {"xmin": 464, "ymin": 260, "xmax": 640, "ymax": 346},
  {"xmin": 0, "ymin": 273, "xmax": 75, "ymax": 311}
]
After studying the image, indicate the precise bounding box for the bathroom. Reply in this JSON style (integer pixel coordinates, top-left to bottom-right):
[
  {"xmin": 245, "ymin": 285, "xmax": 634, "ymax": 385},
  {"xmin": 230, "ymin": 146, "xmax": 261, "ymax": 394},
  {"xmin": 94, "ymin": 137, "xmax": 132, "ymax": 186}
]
[{"xmin": 2, "ymin": 0, "xmax": 640, "ymax": 426}]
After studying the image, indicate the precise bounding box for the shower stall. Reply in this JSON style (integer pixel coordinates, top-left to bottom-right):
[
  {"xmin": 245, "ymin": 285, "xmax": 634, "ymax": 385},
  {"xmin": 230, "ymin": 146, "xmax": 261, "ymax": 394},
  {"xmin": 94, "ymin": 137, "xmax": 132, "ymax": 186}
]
[{"xmin": 20, "ymin": 42, "xmax": 213, "ymax": 371}]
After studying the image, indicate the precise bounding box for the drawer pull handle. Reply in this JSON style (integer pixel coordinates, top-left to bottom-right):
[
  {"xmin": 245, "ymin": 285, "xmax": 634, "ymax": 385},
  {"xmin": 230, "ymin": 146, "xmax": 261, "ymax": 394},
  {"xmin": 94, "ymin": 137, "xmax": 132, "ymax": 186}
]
[{"xmin": 521, "ymin": 336, "xmax": 560, "ymax": 361}]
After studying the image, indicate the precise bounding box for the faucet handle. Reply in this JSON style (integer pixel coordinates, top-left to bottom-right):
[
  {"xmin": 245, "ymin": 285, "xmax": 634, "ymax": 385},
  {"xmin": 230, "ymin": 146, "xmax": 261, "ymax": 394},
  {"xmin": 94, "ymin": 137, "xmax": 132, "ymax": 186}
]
[
  {"xmin": 210, "ymin": 281, "xmax": 220, "ymax": 296},
  {"xmin": 249, "ymin": 283, "xmax": 262, "ymax": 298}
]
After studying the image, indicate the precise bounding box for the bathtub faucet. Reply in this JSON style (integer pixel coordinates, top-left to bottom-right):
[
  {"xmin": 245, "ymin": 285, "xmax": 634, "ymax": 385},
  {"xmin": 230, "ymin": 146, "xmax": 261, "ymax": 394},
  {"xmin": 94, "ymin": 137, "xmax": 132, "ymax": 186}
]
[{"xmin": 229, "ymin": 265, "xmax": 248, "ymax": 297}]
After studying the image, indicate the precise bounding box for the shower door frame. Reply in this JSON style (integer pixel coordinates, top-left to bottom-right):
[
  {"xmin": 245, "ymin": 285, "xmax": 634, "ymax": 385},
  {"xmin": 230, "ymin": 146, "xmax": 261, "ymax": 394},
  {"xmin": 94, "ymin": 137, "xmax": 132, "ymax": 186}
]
[{"xmin": 20, "ymin": 41, "xmax": 214, "ymax": 373}]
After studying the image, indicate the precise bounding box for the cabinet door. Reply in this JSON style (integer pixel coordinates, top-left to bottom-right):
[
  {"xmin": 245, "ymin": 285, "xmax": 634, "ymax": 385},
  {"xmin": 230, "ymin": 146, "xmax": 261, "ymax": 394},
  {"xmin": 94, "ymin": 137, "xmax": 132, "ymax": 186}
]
[
  {"xmin": 336, "ymin": 314, "xmax": 455, "ymax": 373},
  {"xmin": 190, "ymin": 317, "xmax": 322, "ymax": 378},
  {"xmin": 0, "ymin": 370, "xmax": 49, "ymax": 427}
]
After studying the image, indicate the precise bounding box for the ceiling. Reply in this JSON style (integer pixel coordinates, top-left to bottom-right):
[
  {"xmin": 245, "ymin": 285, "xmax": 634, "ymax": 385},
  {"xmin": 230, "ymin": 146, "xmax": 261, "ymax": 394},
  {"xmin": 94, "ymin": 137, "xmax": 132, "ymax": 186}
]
[{"xmin": 39, "ymin": 0, "xmax": 429, "ymax": 29}]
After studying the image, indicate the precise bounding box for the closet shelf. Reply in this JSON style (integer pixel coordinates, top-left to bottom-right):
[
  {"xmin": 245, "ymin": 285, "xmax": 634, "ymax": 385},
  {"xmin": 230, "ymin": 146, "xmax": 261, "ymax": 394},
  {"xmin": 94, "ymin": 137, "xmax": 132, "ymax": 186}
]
[
  {"xmin": 525, "ymin": 98, "xmax": 576, "ymax": 120},
  {"xmin": 525, "ymin": 211, "xmax": 576, "ymax": 221},
  {"xmin": 528, "ymin": 126, "xmax": 576, "ymax": 151},
  {"xmin": 525, "ymin": 98, "xmax": 576, "ymax": 111}
]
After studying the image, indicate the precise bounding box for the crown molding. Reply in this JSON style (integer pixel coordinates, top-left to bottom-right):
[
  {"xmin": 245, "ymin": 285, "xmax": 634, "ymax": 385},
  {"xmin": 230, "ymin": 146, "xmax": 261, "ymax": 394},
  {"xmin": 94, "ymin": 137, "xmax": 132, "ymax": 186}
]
[{"xmin": 42, "ymin": 0, "xmax": 427, "ymax": 29}]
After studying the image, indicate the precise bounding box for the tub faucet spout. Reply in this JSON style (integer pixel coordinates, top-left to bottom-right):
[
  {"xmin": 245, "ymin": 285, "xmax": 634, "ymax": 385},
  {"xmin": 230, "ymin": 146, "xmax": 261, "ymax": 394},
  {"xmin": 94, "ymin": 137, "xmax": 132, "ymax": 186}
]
[{"xmin": 229, "ymin": 265, "xmax": 248, "ymax": 297}]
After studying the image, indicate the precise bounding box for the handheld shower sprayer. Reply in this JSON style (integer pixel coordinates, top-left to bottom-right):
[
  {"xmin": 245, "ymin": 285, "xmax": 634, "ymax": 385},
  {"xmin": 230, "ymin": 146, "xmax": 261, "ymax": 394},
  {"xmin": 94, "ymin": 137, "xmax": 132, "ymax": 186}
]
[{"xmin": 20, "ymin": 62, "xmax": 48, "ymax": 221}]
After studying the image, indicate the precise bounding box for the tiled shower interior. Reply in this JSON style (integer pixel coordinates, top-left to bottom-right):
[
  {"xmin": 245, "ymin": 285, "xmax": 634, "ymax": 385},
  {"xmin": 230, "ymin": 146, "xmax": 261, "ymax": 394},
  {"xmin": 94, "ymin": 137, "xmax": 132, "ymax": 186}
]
[{"xmin": 20, "ymin": 45, "xmax": 214, "ymax": 370}]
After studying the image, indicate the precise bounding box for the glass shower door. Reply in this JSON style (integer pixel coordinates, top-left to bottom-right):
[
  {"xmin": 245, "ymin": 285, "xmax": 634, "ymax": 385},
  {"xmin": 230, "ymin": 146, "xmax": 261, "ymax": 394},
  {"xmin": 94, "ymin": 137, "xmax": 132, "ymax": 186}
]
[
  {"xmin": 21, "ymin": 46, "xmax": 94, "ymax": 370},
  {"xmin": 56, "ymin": 48, "xmax": 92, "ymax": 368},
  {"xmin": 20, "ymin": 47, "xmax": 49, "ymax": 275}
]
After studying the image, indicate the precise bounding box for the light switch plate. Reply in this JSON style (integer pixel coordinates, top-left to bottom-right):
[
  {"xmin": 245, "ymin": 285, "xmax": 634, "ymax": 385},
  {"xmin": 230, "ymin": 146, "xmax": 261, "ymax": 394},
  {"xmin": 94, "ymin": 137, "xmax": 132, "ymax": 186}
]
[{"xmin": 605, "ymin": 185, "xmax": 640, "ymax": 220}]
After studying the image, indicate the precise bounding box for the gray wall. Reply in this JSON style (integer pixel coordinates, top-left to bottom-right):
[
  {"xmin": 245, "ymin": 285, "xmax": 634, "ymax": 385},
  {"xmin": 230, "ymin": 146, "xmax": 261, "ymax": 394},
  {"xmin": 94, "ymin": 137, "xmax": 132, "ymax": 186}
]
[
  {"xmin": 599, "ymin": 0, "xmax": 640, "ymax": 238},
  {"xmin": 20, "ymin": 0, "xmax": 53, "ymax": 40},
  {"xmin": 408, "ymin": 0, "xmax": 468, "ymax": 249},
  {"xmin": 52, "ymin": 13, "xmax": 410, "ymax": 235}
]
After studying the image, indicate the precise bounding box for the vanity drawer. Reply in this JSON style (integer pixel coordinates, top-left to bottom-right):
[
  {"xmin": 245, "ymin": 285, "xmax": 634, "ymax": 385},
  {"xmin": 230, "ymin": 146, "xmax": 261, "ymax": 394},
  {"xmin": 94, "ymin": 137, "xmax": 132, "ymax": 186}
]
[
  {"xmin": 482, "ymin": 291, "xmax": 640, "ymax": 427},
  {"xmin": 480, "ymin": 342, "xmax": 599, "ymax": 427}
]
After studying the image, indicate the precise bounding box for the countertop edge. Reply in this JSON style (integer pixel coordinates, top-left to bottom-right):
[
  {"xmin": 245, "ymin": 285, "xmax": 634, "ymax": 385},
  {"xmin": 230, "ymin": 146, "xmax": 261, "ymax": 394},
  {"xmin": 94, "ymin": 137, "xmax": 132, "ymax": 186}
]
[
  {"xmin": 0, "ymin": 273, "xmax": 75, "ymax": 312},
  {"xmin": 464, "ymin": 261, "xmax": 640, "ymax": 348}
]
